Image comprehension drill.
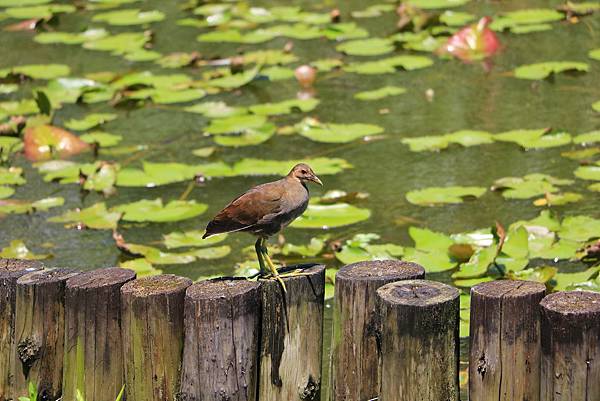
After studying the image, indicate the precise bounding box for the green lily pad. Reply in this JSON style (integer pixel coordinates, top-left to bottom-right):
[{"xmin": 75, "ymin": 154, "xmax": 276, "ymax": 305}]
[
  {"xmin": 402, "ymin": 135, "xmax": 450, "ymax": 152},
  {"xmin": 405, "ymin": 0, "xmax": 471, "ymax": 9},
  {"xmin": 0, "ymin": 99, "xmax": 38, "ymax": 115},
  {"xmin": 0, "ymin": 137, "xmax": 23, "ymax": 155},
  {"xmin": 492, "ymin": 174, "xmax": 572, "ymax": 199},
  {"xmin": 509, "ymin": 266, "xmax": 557, "ymax": 283},
  {"xmin": 559, "ymin": 215, "xmax": 600, "ymax": 242},
  {"xmin": 205, "ymin": 114, "xmax": 266, "ymax": 135},
  {"xmin": 440, "ymin": 10, "xmax": 476, "ymax": 26},
  {"xmin": 149, "ymin": 88, "xmax": 206, "ymax": 104},
  {"xmin": 513, "ymin": 61, "xmax": 589, "ymax": 80},
  {"xmin": 197, "ymin": 28, "xmax": 276, "ymax": 44},
  {"xmin": 0, "ymin": 186, "xmax": 15, "ymax": 199},
  {"xmin": 0, "ymin": 0, "xmax": 51, "ymax": 6},
  {"xmin": 117, "ymin": 162, "xmax": 201, "ymax": 187},
  {"xmin": 0, "ymin": 240, "xmax": 50, "ymax": 260},
  {"xmin": 403, "ymin": 247, "xmax": 456, "ymax": 272},
  {"xmin": 594, "ymin": 101, "xmax": 600, "ymax": 112},
  {"xmin": 34, "ymin": 28, "xmax": 108, "ymax": 45},
  {"xmin": 406, "ymin": 186, "xmax": 487, "ymax": 206},
  {"xmin": 82, "ymin": 163, "xmax": 118, "ymax": 195},
  {"xmin": 290, "ymin": 203, "xmax": 371, "ymax": 229},
  {"xmin": 589, "ymin": 183, "xmax": 600, "ymax": 192},
  {"xmin": 336, "ymin": 38, "xmax": 395, "ymax": 56},
  {"xmin": 344, "ymin": 55, "xmax": 433, "ymax": 75},
  {"xmin": 590, "ymin": 49, "xmax": 600, "ymax": 61},
  {"xmin": 49, "ymin": 202, "xmax": 121, "ymax": 229},
  {"xmin": 213, "ymin": 123, "xmax": 276, "ymax": 147},
  {"xmin": 0, "ymin": 64, "xmax": 71, "ymax": 80},
  {"xmin": 119, "ymin": 241, "xmax": 230, "ymax": 264},
  {"xmin": 120, "ymin": 258, "xmax": 162, "ymax": 277},
  {"xmin": 510, "ymin": 24, "xmax": 553, "ymax": 34},
  {"xmin": 0, "ymin": 196, "xmax": 63, "ymax": 214},
  {"xmin": 112, "ymin": 198, "xmax": 208, "ymax": 223},
  {"xmin": 354, "ymin": 86, "xmax": 406, "ymax": 101},
  {"xmin": 4, "ymin": 4, "xmax": 75, "ymax": 19},
  {"xmin": 490, "ymin": 9, "xmax": 564, "ymax": 31},
  {"xmin": 0, "ymin": 84, "xmax": 18, "ymax": 94},
  {"xmin": 534, "ymin": 192, "xmax": 583, "ymax": 206},
  {"xmin": 249, "ymin": 98, "xmax": 319, "ymax": 116},
  {"xmin": 402, "ymin": 130, "xmax": 493, "ymax": 152},
  {"xmin": 92, "ymin": 9, "xmax": 165, "ymax": 25},
  {"xmin": 335, "ymin": 233, "xmax": 403, "ymax": 265},
  {"xmin": 296, "ymin": 118, "xmax": 384, "ymax": 143},
  {"xmin": 64, "ymin": 113, "xmax": 117, "ymax": 131},
  {"xmin": 553, "ymin": 266, "xmax": 600, "ymax": 291},
  {"xmin": 191, "ymin": 147, "xmax": 215, "ymax": 158},
  {"xmin": 0, "ymin": 167, "xmax": 25, "ymax": 185},
  {"xmin": 184, "ymin": 102, "xmax": 247, "ymax": 118},
  {"xmin": 574, "ymin": 165, "xmax": 600, "ymax": 181},
  {"xmin": 452, "ymin": 245, "xmax": 496, "ymax": 279},
  {"xmin": 573, "ymin": 130, "xmax": 600, "ymax": 144},
  {"xmin": 279, "ymin": 235, "xmax": 330, "ymax": 258},
  {"xmin": 80, "ymin": 131, "xmax": 122, "ymax": 147},
  {"xmin": 261, "ymin": 66, "xmax": 294, "ymax": 81},
  {"xmin": 204, "ymin": 65, "xmax": 260, "ymax": 89},
  {"xmin": 561, "ymin": 147, "xmax": 600, "ymax": 160},
  {"xmin": 495, "ymin": 128, "xmax": 571, "ymax": 149},
  {"xmin": 163, "ymin": 230, "xmax": 227, "ymax": 249},
  {"xmin": 351, "ymin": 4, "xmax": 394, "ymax": 18},
  {"xmin": 83, "ymin": 32, "xmax": 151, "ymax": 55},
  {"xmin": 310, "ymin": 58, "xmax": 343, "ymax": 72},
  {"xmin": 410, "ymin": 226, "xmax": 454, "ymax": 252}
]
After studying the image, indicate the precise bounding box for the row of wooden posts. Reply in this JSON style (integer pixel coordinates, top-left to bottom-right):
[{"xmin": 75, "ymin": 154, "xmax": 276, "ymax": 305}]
[{"xmin": 1, "ymin": 257, "xmax": 599, "ymax": 401}]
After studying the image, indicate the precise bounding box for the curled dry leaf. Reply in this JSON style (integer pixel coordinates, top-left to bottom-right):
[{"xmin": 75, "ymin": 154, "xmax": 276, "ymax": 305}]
[{"xmin": 23, "ymin": 124, "xmax": 90, "ymax": 161}]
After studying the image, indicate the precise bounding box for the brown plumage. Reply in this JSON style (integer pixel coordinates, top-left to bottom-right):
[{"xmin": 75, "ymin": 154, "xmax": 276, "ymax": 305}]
[{"xmin": 203, "ymin": 163, "xmax": 322, "ymax": 287}]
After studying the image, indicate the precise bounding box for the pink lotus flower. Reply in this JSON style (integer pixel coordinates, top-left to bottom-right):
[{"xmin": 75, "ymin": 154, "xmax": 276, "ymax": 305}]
[{"xmin": 437, "ymin": 17, "xmax": 501, "ymax": 61}]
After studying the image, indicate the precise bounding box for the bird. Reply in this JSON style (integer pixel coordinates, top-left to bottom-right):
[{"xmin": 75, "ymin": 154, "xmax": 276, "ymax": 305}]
[{"xmin": 202, "ymin": 163, "xmax": 322, "ymax": 290}]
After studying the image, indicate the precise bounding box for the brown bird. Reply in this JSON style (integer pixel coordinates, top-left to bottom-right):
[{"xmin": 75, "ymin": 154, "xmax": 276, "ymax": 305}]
[{"xmin": 203, "ymin": 163, "xmax": 322, "ymax": 288}]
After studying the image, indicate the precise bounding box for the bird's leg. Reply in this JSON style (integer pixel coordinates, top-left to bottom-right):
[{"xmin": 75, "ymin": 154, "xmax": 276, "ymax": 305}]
[
  {"xmin": 261, "ymin": 238, "xmax": 286, "ymax": 292},
  {"xmin": 255, "ymin": 237, "xmax": 266, "ymax": 275}
]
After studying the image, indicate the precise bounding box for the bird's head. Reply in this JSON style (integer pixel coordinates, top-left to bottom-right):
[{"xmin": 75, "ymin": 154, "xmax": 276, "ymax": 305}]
[{"xmin": 289, "ymin": 163, "xmax": 322, "ymax": 186}]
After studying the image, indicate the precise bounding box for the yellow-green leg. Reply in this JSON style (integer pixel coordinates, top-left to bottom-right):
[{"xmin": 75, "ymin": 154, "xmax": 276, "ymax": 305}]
[{"xmin": 260, "ymin": 238, "xmax": 286, "ymax": 292}]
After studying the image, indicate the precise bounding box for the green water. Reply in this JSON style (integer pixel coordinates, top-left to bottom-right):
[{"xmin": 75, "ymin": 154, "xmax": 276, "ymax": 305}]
[{"xmin": 1, "ymin": 0, "xmax": 599, "ymax": 398}]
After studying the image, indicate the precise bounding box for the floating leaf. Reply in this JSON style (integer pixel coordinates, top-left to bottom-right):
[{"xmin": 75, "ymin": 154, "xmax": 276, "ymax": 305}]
[
  {"xmin": 120, "ymin": 258, "xmax": 162, "ymax": 277},
  {"xmin": 291, "ymin": 203, "xmax": 371, "ymax": 229},
  {"xmin": 0, "ymin": 196, "xmax": 63, "ymax": 214},
  {"xmin": 83, "ymin": 32, "xmax": 151, "ymax": 55},
  {"xmin": 213, "ymin": 123, "xmax": 276, "ymax": 147},
  {"xmin": 553, "ymin": 266, "xmax": 600, "ymax": 291},
  {"xmin": 4, "ymin": 4, "xmax": 75, "ymax": 19},
  {"xmin": 354, "ymin": 86, "xmax": 406, "ymax": 101},
  {"xmin": 406, "ymin": 186, "xmax": 486, "ymax": 205},
  {"xmin": 205, "ymin": 114, "xmax": 266, "ymax": 135},
  {"xmin": 440, "ymin": 11, "xmax": 476, "ymax": 26},
  {"xmin": 0, "ymin": 99, "xmax": 38, "ymax": 116},
  {"xmin": 116, "ymin": 162, "xmax": 200, "ymax": 187},
  {"xmin": 197, "ymin": 28, "xmax": 276, "ymax": 44},
  {"xmin": 0, "ymin": 167, "xmax": 25, "ymax": 185},
  {"xmin": 574, "ymin": 165, "xmax": 600, "ymax": 181},
  {"xmin": 92, "ymin": 9, "xmax": 165, "ymax": 25},
  {"xmin": 34, "ymin": 28, "xmax": 108, "ymax": 44},
  {"xmin": 405, "ymin": 0, "xmax": 471, "ymax": 9},
  {"xmin": 184, "ymin": 101, "xmax": 247, "ymax": 118},
  {"xmin": 452, "ymin": 245, "xmax": 496, "ymax": 279},
  {"xmin": 533, "ymin": 192, "xmax": 583, "ymax": 206},
  {"xmin": 0, "ymin": 240, "xmax": 50, "ymax": 260},
  {"xmin": 344, "ymin": 55, "xmax": 433, "ymax": 75},
  {"xmin": 490, "ymin": 9, "xmax": 563, "ymax": 31},
  {"xmin": 559, "ymin": 215, "xmax": 600, "ymax": 242},
  {"xmin": 204, "ymin": 65, "xmax": 260, "ymax": 89},
  {"xmin": 23, "ymin": 124, "xmax": 90, "ymax": 161},
  {"xmin": 112, "ymin": 198, "xmax": 208, "ymax": 223},
  {"xmin": 594, "ymin": 101, "xmax": 600, "ymax": 112},
  {"xmin": 402, "ymin": 135, "xmax": 450, "ymax": 152},
  {"xmin": 64, "ymin": 113, "xmax": 117, "ymax": 131},
  {"xmin": 494, "ymin": 128, "xmax": 571, "ymax": 149},
  {"xmin": 513, "ymin": 61, "xmax": 589, "ymax": 80},
  {"xmin": 509, "ymin": 266, "xmax": 557, "ymax": 283},
  {"xmin": 249, "ymin": 98, "xmax": 319, "ymax": 116},
  {"xmin": 403, "ymin": 247, "xmax": 456, "ymax": 272},
  {"xmin": 0, "ymin": 186, "xmax": 15, "ymax": 199},
  {"xmin": 402, "ymin": 130, "xmax": 493, "ymax": 151},
  {"xmin": 191, "ymin": 147, "xmax": 216, "ymax": 157},
  {"xmin": 279, "ymin": 235, "xmax": 330, "ymax": 258},
  {"xmin": 335, "ymin": 233, "xmax": 403, "ymax": 265},
  {"xmin": 492, "ymin": 174, "xmax": 572, "ymax": 199},
  {"xmin": 0, "ymin": 64, "xmax": 70, "ymax": 80},
  {"xmin": 590, "ymin": 48, "xmax": 600, "ymax": 61},
  {"xmin": 163, "ymin": 230, "xmax": 227, "ymax": 249},
  {"xmin": 296, "ymin": 118, "xmax": 383, "ymax": 143},
  {"xmin": 49, "ymin": 202, "xmax": 121, "ymax": 229},
  {"xmin": 336, "ymin": 38, "xmax": 395, "ymax": 56},
  {"xmin": 80, "ymin": 131, "xmax": 122, "ymax": 147},
  {"xmin": 573, "ymin": 130, "xmax": 600, "ymax": 145},
  {"xmin": 117, "ymin": 240, "xmax": 230, "ymax": 264}
]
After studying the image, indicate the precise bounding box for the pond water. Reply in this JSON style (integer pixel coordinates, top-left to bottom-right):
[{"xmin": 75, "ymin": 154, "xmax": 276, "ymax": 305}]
[{"xmin": 1, "ymin": 0, "xmax": 599, "ymax": 397}]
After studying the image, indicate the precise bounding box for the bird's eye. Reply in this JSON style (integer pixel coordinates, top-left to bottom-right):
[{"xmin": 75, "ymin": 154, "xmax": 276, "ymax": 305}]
[{"xmin": 301, "ymin": 170, "xmax": 307, "ymax": 174}]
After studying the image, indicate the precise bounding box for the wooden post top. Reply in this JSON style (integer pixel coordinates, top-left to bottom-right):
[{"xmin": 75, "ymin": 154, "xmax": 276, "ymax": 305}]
[
  {"xmin": 378, "ymin": 279, "xmax": 459, "ymax": 307},
  {"xmin": 472, "ymin": 279, "xmax": 546, "ymax": 298},
  {"xmin": 337, "ymin": 260, "xmax": 425, "ymax": 282},
  {"xmin": 0, "ymin": 259, "xmax": 44, "ymax": 274},
  {"xmin": 17, "ymin": 268, "xmax": 78, "ymax": 286},
  {"xmin": 541, "ymin": 291, "xmax": 600, "ymax": 316},
  {"xmin": 186, "ymin": 278, "xmax": 260, "ymax": 300},
  {"xmin": 121, "ymin": 274, "xmax": 192, "ymax": 297},
  {"xmin": 66, "ymin": 267, "xmax": 135, "ymax": 289}
]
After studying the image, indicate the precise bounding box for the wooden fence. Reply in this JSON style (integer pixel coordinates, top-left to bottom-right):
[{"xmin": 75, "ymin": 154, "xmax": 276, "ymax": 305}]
[{"xmin": 1, "ymin": 258, "xmax": 599, "ymax": 401}]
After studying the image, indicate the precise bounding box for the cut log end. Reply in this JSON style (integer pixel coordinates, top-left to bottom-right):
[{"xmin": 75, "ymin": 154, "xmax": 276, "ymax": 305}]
[
  {"xmin": 378, "ymin": 279, "xmax": 459, "ymax": 307},
  {"xmin": 186, "ymin": 278, "xmax": 259, "ymax": 300},
  {"xmin": 121, "ymin": 274, "xmax": 192, "ymax": 297},
  {"xmin": 0, "ymin": 259, "xmax": 44, "ymax": 275},
  {"xmin": 337, "ymin": 260, "xmax": 425, "ymax": 282},
  {"xmin": 472, "ymin": 279, "xmax": 546, "ymax": 298},
  {"xmin": 66, "ymin": 267, "xmax": 135, "ymax": 289},
  {"xmin": 17, "ymin": 268, "xmax": 79, "ymax": 286},
  {"xmin": 541, "ymin": 290, "xmax": 600, "ymax": 316}
]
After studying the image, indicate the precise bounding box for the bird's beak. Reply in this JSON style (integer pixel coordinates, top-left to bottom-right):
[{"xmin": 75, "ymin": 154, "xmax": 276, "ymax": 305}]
[{"xmin": 310, "ymin": 175, "xmax": 323, "ymax": 186}]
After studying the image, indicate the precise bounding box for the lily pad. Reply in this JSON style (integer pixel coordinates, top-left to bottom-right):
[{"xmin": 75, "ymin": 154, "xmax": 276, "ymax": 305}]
[
  {"xmin": 118, "ymin": 241, "xmax": 230, "ymax": 264},
  {"xmin": 495, "ymin": 128, "xmax": 571, "ymax": 149},
  {"xmin": 559, "ymin": 215, "xmax": 600, "ymax": 242},
  {"xmin": 34, "ymin": 28, "xmax": 108, "ymax": 44},
  {"xmin": 0, "ymin": 240, "xmax": 50, "ymax": 260},
  {"xmin": 490, "ymin": 9, "xmax": 564, "ymax": 31},
  {"xmin": 440, "ymin": 11, "xmax": 476, "ymax": 26},
  {"xmin": 120, "ymin": 258, "xmax": 161, "ymax": 277},
  {"xmin": 49, "ymin": 202, "xmax": 121, "ymax": 229},
  {"xmin": 296, "ymin": 118, "xmax": 384, "ymax": 143},
  {"xmin": 163, "ymin": 230, "xmax": 227, "ymax": 249},
  {"xmin": 4, "ymin": 4, "xmax": 75, "ymax": 19},
  {"xmin": 343, "ymin": 55, "xmax": 434, "ymax": 75},
  {"xmin": 213, "ymin": 123, "xmax": 276, "ymax": 147},
  {"xmin": 594, "ymin": 101, "xmax": 600, "ymax": 112},
  {"xmin": 533, "ymin": 192, "xmax": 583, "ymax": 206},
  {"xmin": 573, "ymin": 130, "xmax": 600, "ymax": 145},
  {"xmin": 0, "ymin": 167, "xmax": 25, "ymax": 185},
  {"xmin": 0, "ymin": 196, "xmax": 63, "ymax": 214},
  {"xmin": 406, "ymin": 186, "xmax": 487, "ymax": 205},
  {"xmin": 80, "ymin": 131, "xmax": 122, "ymax": 147},
  {"xmin": 291, "ymin": 202, "xmax": 371, "ymax": 229},
  {"xmin": 249, "ymin": 98, "xmax": 319, "ymax": 116},
  {"xmin": 0, "ymin": 64, "xmax": 70, "ymax": 80},
  {"xmin": 204, "ymin": 65, "xmax": 260, "ymax": 89},
  {"xmin": 64, "ymin": 113, "xmax": 117, "ymax": 130},
  {"xmin": 117, "ymin": 162, "xmax": 201, "ymax": 187},
  {"xmin": 83, "ymin": 32, "xmax": 151, "ymax": 55},
  {"xmin": 574, "ymin": 165, "xmax": 600, "ymax": 181},
  {"xmin": 405, "ymin": 0, "xmax": 471, "ymax": 9},
  {"xmin": 513, "ymin": 61, "xmax": 589, "ymax": 80},
  {"xmin": 492, "ymin": 174, "xmax": 572, "ymax": 199},
  {"xmin": 590, "ymin": 49, "xmax": 600, "ymax": 61},
  {"xmin": 205, "ymin": 114, "xmax": 266, "ymax": 135},
  {"xmin": 335, "ymin": 233, "xmax": 403, "ymax": 264},
  {"xmin": 92, "ymin": 9, "xmax": 165, "ymax": 25},
  {"xmin": 0, "ymin": 99, "xmax": 38, "ymax": 115},
  {"xmin": 23, "ymin": 124, "xmax": 90, "ymax": 161},
  {"xmin": 354, "ymin": 86, "xmax": 406, "ymax": 101},
  {"xmin": 184, "ymin": 101, "xmax": 247, "ymax": 118},
  {"xmin": 112, "ymin": 198, "xmax": 208, "ymax": 223},
  {"xmin": 336, "ymin": 38, "xmax": 395, "ymax": 56},
  {"xmin": 452, "ymin": 245, "xmax": 496, "ymax": 279},
  {"xmin": 553, "ymin": 266, "xmax": 600, "ymax": 291}
]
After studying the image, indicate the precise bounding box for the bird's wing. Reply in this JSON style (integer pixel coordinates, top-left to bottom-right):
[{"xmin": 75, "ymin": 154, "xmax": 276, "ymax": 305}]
[{"xmin": 204, "ymin": 182, "xmax": 284, "ymax": 237}]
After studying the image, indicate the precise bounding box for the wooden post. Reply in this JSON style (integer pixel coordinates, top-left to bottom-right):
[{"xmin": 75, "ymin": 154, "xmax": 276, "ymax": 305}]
[
  {"xmin": 328, "ymin": 260, "xmax": 425, "ymax": 401},
  {"xmin": 377, "ymin": 279, "xmax": 460, "ymax": 401},
  {"xmin": 62, "ymin": 268, "xmax": 135, "ymax": 401},
  {"xmin": 179, "ymin": 279, "xmax": 261, "ymax": 401},
  {"xmin": 469, "ymin": 280, "xmax": 546, "ymax": 401},
  {"xmin": 1, "ymin": 259, "xmax": 43, "ymax": 401},
  {"xmin": 540, "ymin": 290, "xmax": 600, "ymax": 401},
  {"xmin": 258, "ymin": 265, "xmax": 325, "ymax": 401},
  {"xmin": 121, "ymin": 274, "xmax": 192, "ymax": 401},
  {"xmin": 11, "ymin": 268, "xmax": 79, "ymax": 401}
]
